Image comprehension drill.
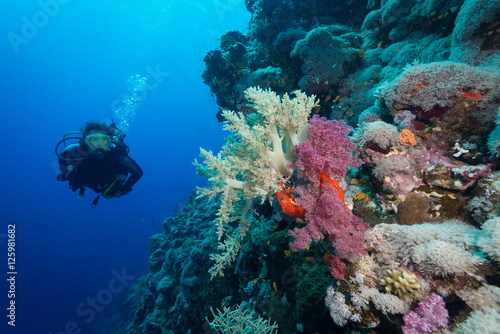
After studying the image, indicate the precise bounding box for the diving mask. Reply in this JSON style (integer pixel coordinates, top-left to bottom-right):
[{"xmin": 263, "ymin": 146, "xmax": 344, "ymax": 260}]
[{"xmin": 85, "ymin": 134, "xmax": 111, "ymax": 149}]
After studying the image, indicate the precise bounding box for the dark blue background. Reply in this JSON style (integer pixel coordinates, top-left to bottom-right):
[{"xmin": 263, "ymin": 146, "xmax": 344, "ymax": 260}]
[{"xmin": 0, "ymin": 1, "xmax": 249, "ymax": 333}]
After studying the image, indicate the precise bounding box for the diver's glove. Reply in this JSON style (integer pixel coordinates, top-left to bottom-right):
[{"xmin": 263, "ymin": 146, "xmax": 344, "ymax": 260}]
[
  {"xmin": 102, "ymin": 175, "xmax": 128, "ymax": 199},
  {"xmin": 102, "ymin": 182, "xmax": 120, "ymax": 199}
]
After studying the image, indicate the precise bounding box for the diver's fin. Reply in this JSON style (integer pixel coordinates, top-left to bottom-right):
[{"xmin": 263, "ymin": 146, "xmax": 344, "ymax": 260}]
[{"xmin": 91, "ymin": 195, "xmax": 101, "ymax": 208}]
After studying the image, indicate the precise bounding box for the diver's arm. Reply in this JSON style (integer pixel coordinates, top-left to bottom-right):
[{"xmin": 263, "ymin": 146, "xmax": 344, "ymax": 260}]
[
  {"xmin": 57, "ymin": 143, "xmax": 87, "ymax": 192},
  {"xmin": 118, "ymin": 156, "xmax": 143, "ymax": 194}
]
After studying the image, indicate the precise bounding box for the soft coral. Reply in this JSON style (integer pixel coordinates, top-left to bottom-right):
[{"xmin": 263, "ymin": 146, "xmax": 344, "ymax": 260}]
[
  {"xmin": 292, "ymin": 115, "xmax": 360, "ymax": 187},
  {"xmin": 288, "ymin": 115, "xmax": 368, "ymax": 259}
]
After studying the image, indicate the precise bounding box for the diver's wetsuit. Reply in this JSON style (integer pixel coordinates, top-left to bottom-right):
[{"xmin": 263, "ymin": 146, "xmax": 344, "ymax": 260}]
[{"xmin": 58, "ymin": 141, "xmax": 143, "ymax": 198}]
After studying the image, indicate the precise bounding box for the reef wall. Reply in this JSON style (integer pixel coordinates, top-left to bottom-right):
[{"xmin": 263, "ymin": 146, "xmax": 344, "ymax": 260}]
[{"xmin": 126, "ymin": 1, "xmax": 500, "ymax": 333}]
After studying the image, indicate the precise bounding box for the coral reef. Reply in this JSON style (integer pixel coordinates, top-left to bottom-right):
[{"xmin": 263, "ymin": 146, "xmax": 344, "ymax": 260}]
[
  {"xmin": 208, "ymin": 303, "xmax": 278, "ymax": 333},
  {"xmin": 126, "ymin": 1, "xmax": 500, "ymax": 333}
]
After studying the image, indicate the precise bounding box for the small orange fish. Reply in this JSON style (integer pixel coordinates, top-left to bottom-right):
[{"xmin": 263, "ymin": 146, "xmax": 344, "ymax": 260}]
[
  {"xmin": 416, "ymin": 82, "xmax": 425, "ymax": 90},
  {"xmin": 354, "ymin": 192, "xmax": 366, "ymax": 201},
  {"xmin": 284, "ymin": 250, "xmax": 292, "ymax": 258},
  {"xmin": 377, "ymin": 41, "xmax": 383, "ymax": 48},
  {"xmin": 358, "ymin": 48, "xmax": 366, "ymax": 59},
  {"xmin": 415, "ymin": 132, "xmax": 430, "ymax": 139},
  {"xmin": 305, "ymin": 256, "xmax": 315, "ymax": 262},
  {"xmin": 324, "ymin": 94, "xmax": 331, "ymax": 103},
  {"xmin": 395, "ymin": 45, "xmax": 400, "ymax": 52},
  {"xmin": 272, "ymin": 282, "xmax": 278, "ymax": 293},
  {"xmin": 461, "ymin": 90, "xmax": 482, "ymax": 100},
  {"xmin": 333, "ymin": 95, "xmax": 340, "ymax": 103}
]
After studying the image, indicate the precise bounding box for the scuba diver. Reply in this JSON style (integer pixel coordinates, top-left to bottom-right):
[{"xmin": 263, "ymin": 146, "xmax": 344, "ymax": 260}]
[{"xmin": 56, "ymin": 121, "xmax": 143, "ymax": 207}]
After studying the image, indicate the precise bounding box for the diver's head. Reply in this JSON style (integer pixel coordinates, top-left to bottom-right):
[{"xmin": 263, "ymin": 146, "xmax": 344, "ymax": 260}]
[{"xmin": 82, "ymin": 121, "xmax": 114, "ymax": 158}]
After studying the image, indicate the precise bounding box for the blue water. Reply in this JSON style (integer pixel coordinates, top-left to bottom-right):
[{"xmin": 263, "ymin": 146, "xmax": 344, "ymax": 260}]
[{"xmin": 0, "ymin": 1, "xmax": 250, "ymax": 333}]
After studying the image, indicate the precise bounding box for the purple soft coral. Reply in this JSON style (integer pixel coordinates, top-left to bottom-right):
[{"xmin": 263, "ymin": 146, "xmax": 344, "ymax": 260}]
[
  {"xmin": 288, "ymin": 115, "xmax": 368, "ymax": 259},
  {"xmin": 291, "ymin": 114, "xmax": 360, "ymax": 188},
  {"xmin": 289, "ymin": 182, "xmax": 368, "ymax": 259},
  {"xmin": 402, "ymin": 293, "xmax": 449, "ymax": 334}
]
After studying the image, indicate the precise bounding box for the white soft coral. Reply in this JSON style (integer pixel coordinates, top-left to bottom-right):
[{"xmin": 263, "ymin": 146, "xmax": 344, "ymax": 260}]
[{"xmin": 194, "ymin": 87, "xmax": 318, "ymax": 278}]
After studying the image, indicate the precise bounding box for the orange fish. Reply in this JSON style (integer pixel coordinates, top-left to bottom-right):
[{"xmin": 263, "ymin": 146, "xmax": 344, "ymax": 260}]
[
  {"xmin": 272, "ymin": 282, "xmax": 278, "ymax": 293},
  {"xmin": 395, "ymin": 45, "xmax": 400, "ymax": 52},
  {"xmin": 416, "ymin": 82, "xmax": 425, "ymax": 90},
  {"xmin": 461, "ymin": 90, "xmax": 482, "ymax": 100},
  {"xmin": 354, "ymin": 192, "xmax": 366, "ymax": 201},
  {"xmin": 333, "ymin": 95, "xmax": 340, "ymax": 103},
  {"xmin": 319, "ymin": 171, "xmax": 345, "ymax": 203},
  {"xmin": 377, "ymin": 41, "xmax": 383, "ymax": 48},
  {"xmin": 324, "ymin": 94, "xmax": 331, "ymax": 103},
  {"xmin": 275, "ymin": 183, "xmax": 307, "ymax": 219},
  {"xmin": 305, "ymin": 256, "xmax": 315, "ymax": 262}
]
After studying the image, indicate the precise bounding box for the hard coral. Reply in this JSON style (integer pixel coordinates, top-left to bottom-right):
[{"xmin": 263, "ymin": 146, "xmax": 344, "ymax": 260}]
[
  {"xmin": 380, "ymin": 269, "xmax": 420, "ymax": 297},
  {"xmin": 209, "ymin": 304, "xmax": 278, "ymax": 334}
]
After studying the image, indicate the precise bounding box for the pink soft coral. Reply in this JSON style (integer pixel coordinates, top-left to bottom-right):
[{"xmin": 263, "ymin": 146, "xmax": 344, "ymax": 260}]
[
  {"xmin": 291, "ymin": 115, "xmax": 360, "ymax": 188},
  {"xmin": 289, "ymin": 182, "xmax": 368, "ymax": 258},
  {"xmin": 402, "ymin": 293, "xmax": 449, "ymax": 334},
  {"xmin": 288, "ymin": 115, "xmax": 368, "ymax": 259}
]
